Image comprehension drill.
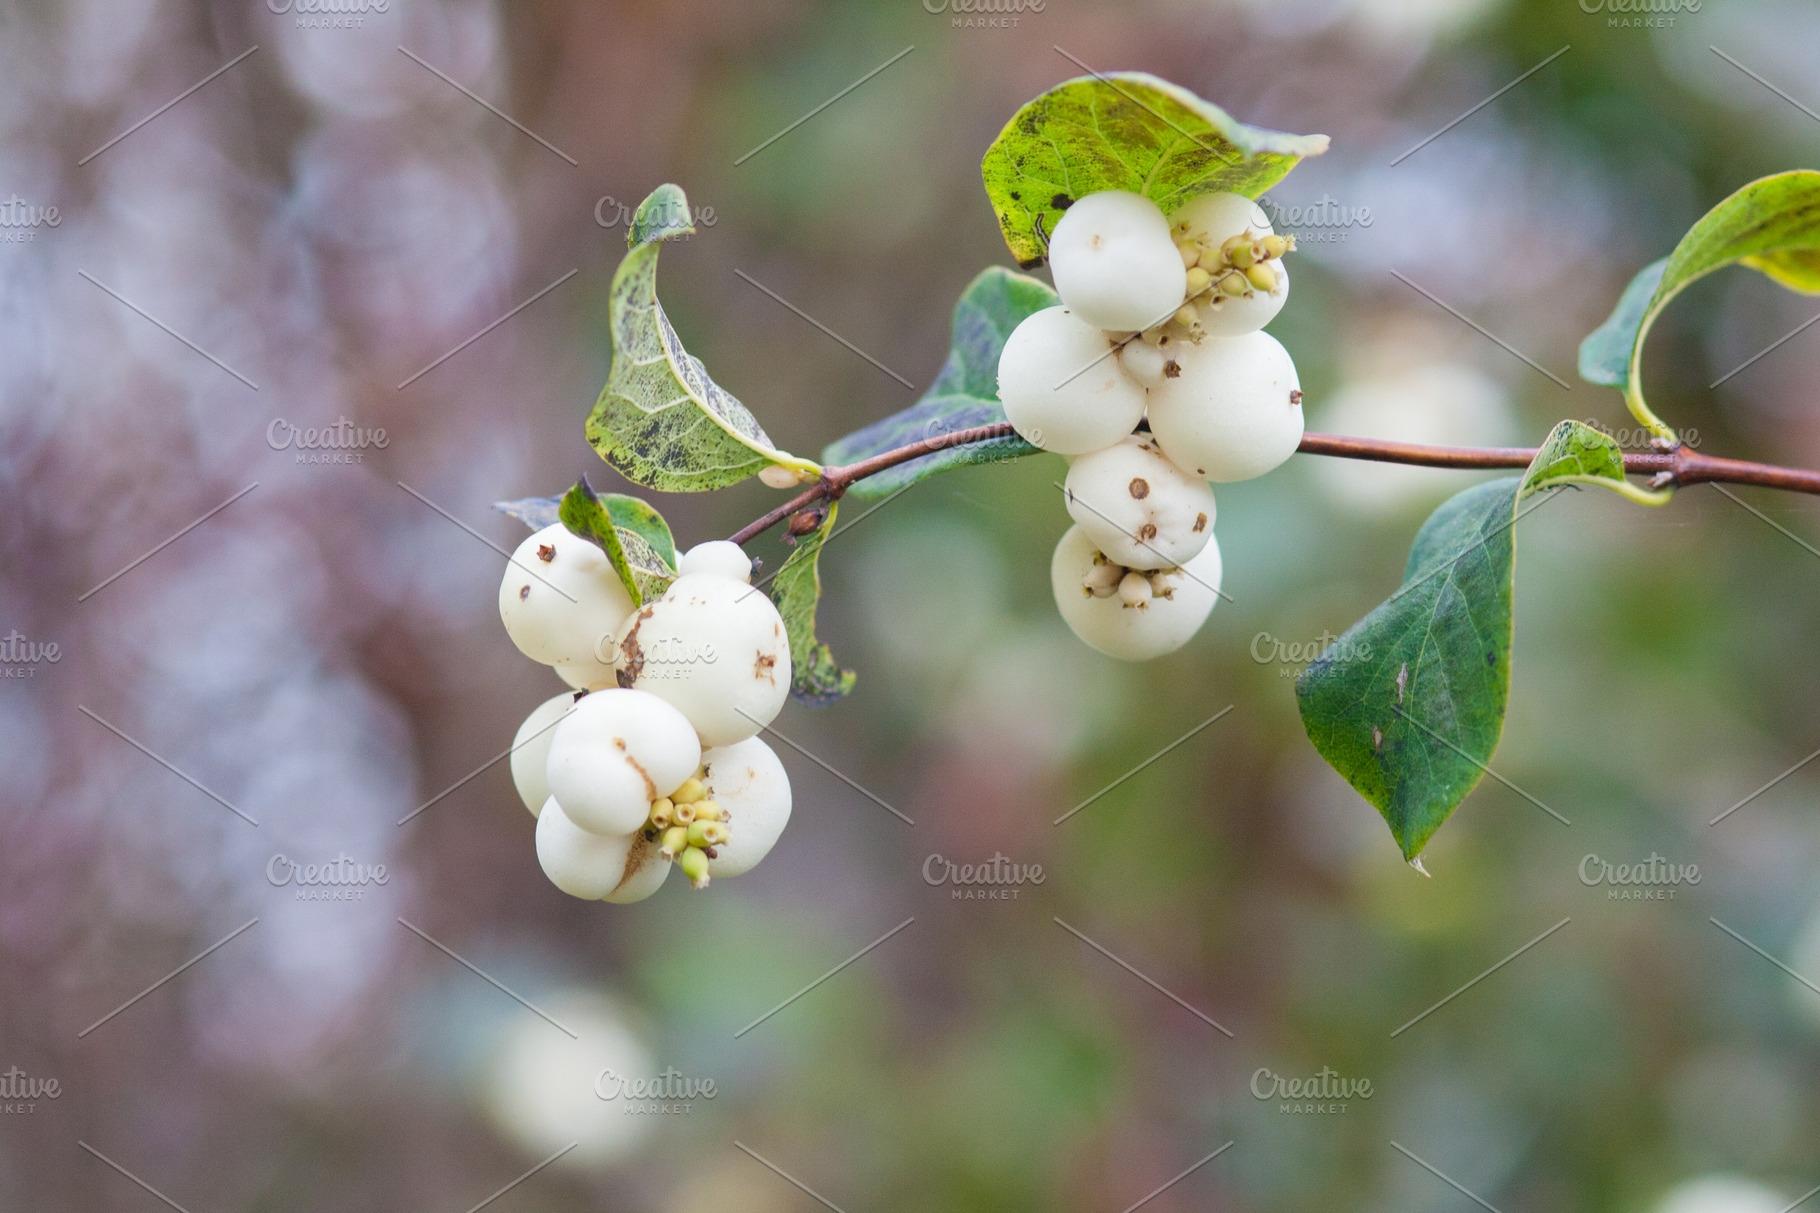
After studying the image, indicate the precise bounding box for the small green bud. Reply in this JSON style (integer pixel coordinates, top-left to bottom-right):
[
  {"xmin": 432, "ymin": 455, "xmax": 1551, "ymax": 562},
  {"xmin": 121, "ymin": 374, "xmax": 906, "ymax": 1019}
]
[
  {"xmin": 1184, "ymin": 266, "xmax": 1213, "ymax": 296},
  {"xmin": 1245, "ymin": 262, "xmax": 1279, "ymax": 292},
  {"xmin": 660, "ymin": 825, "xmax": 690, "ymax": 859},
  {"xmin": 672, "ymin": 777, "xmax": 706, "ymax": 805},
  {"xmin": 677, "ymin": 846, "xmax": 711, "ymax": 889}
]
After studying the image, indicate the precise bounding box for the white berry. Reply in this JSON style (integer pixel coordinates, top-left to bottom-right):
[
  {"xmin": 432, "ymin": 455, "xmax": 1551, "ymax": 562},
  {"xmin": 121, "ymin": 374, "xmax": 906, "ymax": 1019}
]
[
  {"xmin": 1170, "ymin": 191, "xmax": 1273, "ymax": 246},
  {"xmin": 544, "ymin": 689, "xmax": 701, "ymax": 836},
  {"xmin": 1170, "ymin": 192, "xmax": 1288, "ymax": 337},
  {"xmin": 511, "ymin": 693, "xmax": 575, "ymax": 817},
  {"xmin": 1195, "ymin": 258, "xmax": 1288, "ymax": 337},
  {"xmin": 677, "ymin": 540, "xmax": 753, "ymax": 583},
  {"xmin": 1050, "ymin": 525, "xmax": 1223, "ymax": 661},
  {"xmin": 1063, "ymin": 436, "xmax": 1216, "ymax": 570},
  {"xmin": 997, "ymin": 306, "xmax": 1146, "ymax": 455},
  {"xmin": 700, "ymin": 736, "xmax": 792, "ymax": 879},
  {"xmin": 1193, "ymin": 258, "xmax": 1295, "ymax": 335},
  {"xmin": 1117, "ymin": 337, "xmax": 1177, "ymax": 389},
  {"xmin": 614, "ymin": 574, "xmax": 790, "ymax": 747},
  {"xmin": 1048, "ymin": 190, "xmax": 1187, "ymax": 331},
  {"xmin": 1146, "ymin": 330, "xmax": 1303, "ymax": 482},
  {"xmin": 554, "ymin": 659, "xmax": 615, "ymax": 692},
  {"xmin": 498, "ymin": 524, "xmax": 634, "ymax": 682},
  {"xmin": 535, "ymin": 796, "xmax": 670, "ymax": 902}
]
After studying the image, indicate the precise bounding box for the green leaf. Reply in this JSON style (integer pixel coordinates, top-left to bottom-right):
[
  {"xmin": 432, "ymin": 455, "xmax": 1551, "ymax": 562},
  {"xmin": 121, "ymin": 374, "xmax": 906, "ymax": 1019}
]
[
  {"xmin": 587, "ymin": 184, "xmax": 819, "ymax": 492},
  {"xmin": 769, "ymin": 501, "xmax": 855, "ymax": 705},
  {"xmin": 1295, "ymin": 422, "xmax": 1637, "ymax": 861},
  {"xmin": 981, "ymin": 73, "xmax": 1329, "ymax": 269},
  {"xmin": 1579, "ymin": 170, "xmax": 1820, "ymax": 441},
  {"xmin": 821, "ymin": 266, "xmax": 1056, "ymax": 498},
  {"xmin": 497, "ymin": 479, "xmax": 677, "ymax": 607}
]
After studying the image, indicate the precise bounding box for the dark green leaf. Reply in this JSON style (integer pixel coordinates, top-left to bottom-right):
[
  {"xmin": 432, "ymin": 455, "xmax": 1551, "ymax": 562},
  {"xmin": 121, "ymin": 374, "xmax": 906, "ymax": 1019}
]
[
  {"xmin": 820, "ymin": 267, "xmax": 1054, "ymax": 499},
  {"xmin": 587, "ymin": 184, "xmax": 818, "ymax": 492},
  {"xmin": 981, "ymin": 73, "xmax": 1329, "ymax": 268},
  {"xmin": 1579, "ymin": 170, "xmax": 1820, "ymax": 440},
  {"xmin": 545, "ymin": 479, "xmax": 678, "ymax": 606},
  {"xmin": 1295, "ymin": 422, "xmax": 1635, "ymax": 861},
  {"xmin": 770, "ymin": 502, "xmax": 855, "ymax": 705}
]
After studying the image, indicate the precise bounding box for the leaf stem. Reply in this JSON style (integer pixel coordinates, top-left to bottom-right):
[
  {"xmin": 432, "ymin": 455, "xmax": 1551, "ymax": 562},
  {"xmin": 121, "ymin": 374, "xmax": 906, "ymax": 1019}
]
[{"xmin": 727, "ymin": 424, "xmax": 1820, "ymax": 544}]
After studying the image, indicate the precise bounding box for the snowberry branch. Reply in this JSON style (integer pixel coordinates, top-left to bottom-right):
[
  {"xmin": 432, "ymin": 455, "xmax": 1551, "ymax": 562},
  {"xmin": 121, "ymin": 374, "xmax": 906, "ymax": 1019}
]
[{"xmin": 728, "ymin": 424, "xmax": 1820, "ymax": 545}]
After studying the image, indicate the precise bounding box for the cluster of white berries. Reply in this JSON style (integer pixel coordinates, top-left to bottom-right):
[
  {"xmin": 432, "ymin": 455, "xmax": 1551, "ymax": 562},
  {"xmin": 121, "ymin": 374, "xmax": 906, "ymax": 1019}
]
[
  {"xmin": 997, "ymin": 190, "xmax": 1305, "ymax": 661},
  {"xmin": 498, "ymin": 530, "xmax": 792, "ymax": 901}
]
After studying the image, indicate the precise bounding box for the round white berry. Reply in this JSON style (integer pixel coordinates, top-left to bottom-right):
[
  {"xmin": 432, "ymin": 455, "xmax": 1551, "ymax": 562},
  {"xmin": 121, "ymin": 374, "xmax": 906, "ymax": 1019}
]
[
  {"xmin": 544, "ymin": 688, "xmax": 701, "ymax": 836},
  {"xmin": 1050, "ymin": 525, "xmax": 1223, "ymax": 662},
  {"xmin": 498, "ymin": 524, "xmax": 635, "ymax": 679},
  {"xmin": 676, "ymin": 540, "xmax": 753, "ymax": 583},
  {"xmin": 1116, "ymin": 337, "xmax": 1174, "ymax": 389},
  {"xmin": 1048, "ymin": 190, "xmax": 1187, "ymax": 331},
  {"xmin": 1170, "ymin": 190, "xmax": 1273, "ymax": 246},
  {"xmin": 614, "ymin": 574, "xmax": 790, "ymax": 747},
  {"xmin": 997, "ymin": 306, "xmax": 1146, "ymax": 455},
  {"xmin": 511, "ymin": 693, "xmax": 575, "ymax": 817},
  {"xmin": 1170, "ymin": 192, "xmax": 1287, "ymax": 338},
  {"xmin": 535, "ymin": 796, "xmax": 670, "ymax": 902},
  {"xmin": 1146, "ymin": 330, "xmax": 1302, "ymax": 483},
  {"xmin": 1194, "ymin": 258, "xmax": 1288, "ymax": 337},
  {"xmin": 700, "ymin": 736, "xmax": 792, "ymax": 879},
  {"xmin": 554, "ymin": 659, "xmax": 615, "ymax": 692},
  {"xmin": 1063, "ymin": 436, "xmax": 1216, "ymax": 571}
]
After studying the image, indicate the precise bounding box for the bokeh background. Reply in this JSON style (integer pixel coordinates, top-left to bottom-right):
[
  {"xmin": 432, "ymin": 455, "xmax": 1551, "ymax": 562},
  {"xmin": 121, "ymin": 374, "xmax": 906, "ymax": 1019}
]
[{"xmin": 4, "ymin": 0, "xmax": 1820, "ymax": 1210}]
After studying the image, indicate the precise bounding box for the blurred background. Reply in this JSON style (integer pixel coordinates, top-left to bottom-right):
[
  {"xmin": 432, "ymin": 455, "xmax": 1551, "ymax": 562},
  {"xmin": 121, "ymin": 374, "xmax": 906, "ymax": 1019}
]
[{"xmin": 3, "ymin": 0, "xmax": 1820, "ymax": 1209}]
